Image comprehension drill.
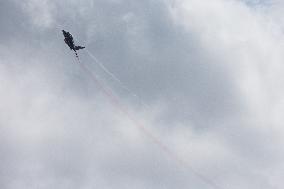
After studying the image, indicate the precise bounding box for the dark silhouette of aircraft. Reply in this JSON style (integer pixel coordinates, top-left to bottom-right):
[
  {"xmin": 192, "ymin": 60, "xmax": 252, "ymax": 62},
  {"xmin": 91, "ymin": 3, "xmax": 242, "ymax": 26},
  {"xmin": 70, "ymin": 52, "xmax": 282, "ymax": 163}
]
[{"xmin": 62, "ymin": 30, "xmax": 85, "ymax": 58}]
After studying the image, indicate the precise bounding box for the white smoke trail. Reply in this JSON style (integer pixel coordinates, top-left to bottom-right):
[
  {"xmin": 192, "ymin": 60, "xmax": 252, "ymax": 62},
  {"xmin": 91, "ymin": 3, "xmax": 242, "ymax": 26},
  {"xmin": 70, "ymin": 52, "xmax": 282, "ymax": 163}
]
[
  {"xmin": 57, "ymin": 26, "xmax": 224, "ymax": 189},
  {"xmin": 85, "ymin": 49, "xmax": 149, "ymax": 108},
  {"xmin": 86, "ymin": 50, "xmax": 124, "ymax": 86}
]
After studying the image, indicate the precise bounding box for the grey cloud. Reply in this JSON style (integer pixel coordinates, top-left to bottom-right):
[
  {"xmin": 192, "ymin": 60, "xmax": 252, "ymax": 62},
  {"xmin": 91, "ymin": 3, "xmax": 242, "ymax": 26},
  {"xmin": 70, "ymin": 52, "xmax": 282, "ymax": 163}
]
[{"xmin": 1, "ymin": 0, "xmax": 284, "ymax": 189}]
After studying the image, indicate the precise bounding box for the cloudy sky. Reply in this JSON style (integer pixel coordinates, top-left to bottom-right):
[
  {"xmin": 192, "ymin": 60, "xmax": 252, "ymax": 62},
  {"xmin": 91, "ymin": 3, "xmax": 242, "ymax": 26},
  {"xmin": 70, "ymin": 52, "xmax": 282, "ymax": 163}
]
[{"xmin": 1, "ymin": 0, "xmax": 284, "ymax": 188}]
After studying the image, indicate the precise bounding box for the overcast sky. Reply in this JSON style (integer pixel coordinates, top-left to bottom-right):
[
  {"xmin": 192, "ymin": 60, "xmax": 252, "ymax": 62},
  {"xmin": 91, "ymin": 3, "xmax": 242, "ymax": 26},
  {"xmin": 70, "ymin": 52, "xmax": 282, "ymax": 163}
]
[{"xmin": 1, "ymin": 0, "xmax": 284, "ymax": 188}]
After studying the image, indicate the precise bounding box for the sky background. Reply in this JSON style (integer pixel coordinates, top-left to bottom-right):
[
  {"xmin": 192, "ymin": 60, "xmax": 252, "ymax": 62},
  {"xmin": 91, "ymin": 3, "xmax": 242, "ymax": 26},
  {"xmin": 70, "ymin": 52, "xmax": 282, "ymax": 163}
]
[{"xmin": 1, "ymin": 0, "xmax": 284, "ymax": 188}]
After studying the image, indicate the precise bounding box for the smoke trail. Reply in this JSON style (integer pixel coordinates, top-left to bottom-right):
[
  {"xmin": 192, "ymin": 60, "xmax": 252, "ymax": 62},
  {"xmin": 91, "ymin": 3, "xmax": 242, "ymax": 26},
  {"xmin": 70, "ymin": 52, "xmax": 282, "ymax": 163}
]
[
  {"xmin": 86, "ymin": 50, "xmax": 125, "ymax": 87},
  {"xmin": 78, "ymin": 60, "xmax": 224, "ymax": 189},
  {"xmin": 85, "ymin": 49, "xmax": 148, "ymax": 107}
]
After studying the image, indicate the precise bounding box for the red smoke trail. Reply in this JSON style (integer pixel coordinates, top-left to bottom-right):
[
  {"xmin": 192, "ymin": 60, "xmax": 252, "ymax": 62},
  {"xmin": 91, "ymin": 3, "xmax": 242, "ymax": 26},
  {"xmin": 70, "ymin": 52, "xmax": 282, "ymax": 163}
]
[{"xmin": 78, "ymin": 61, "xmax": 223, "ymax": 189}]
